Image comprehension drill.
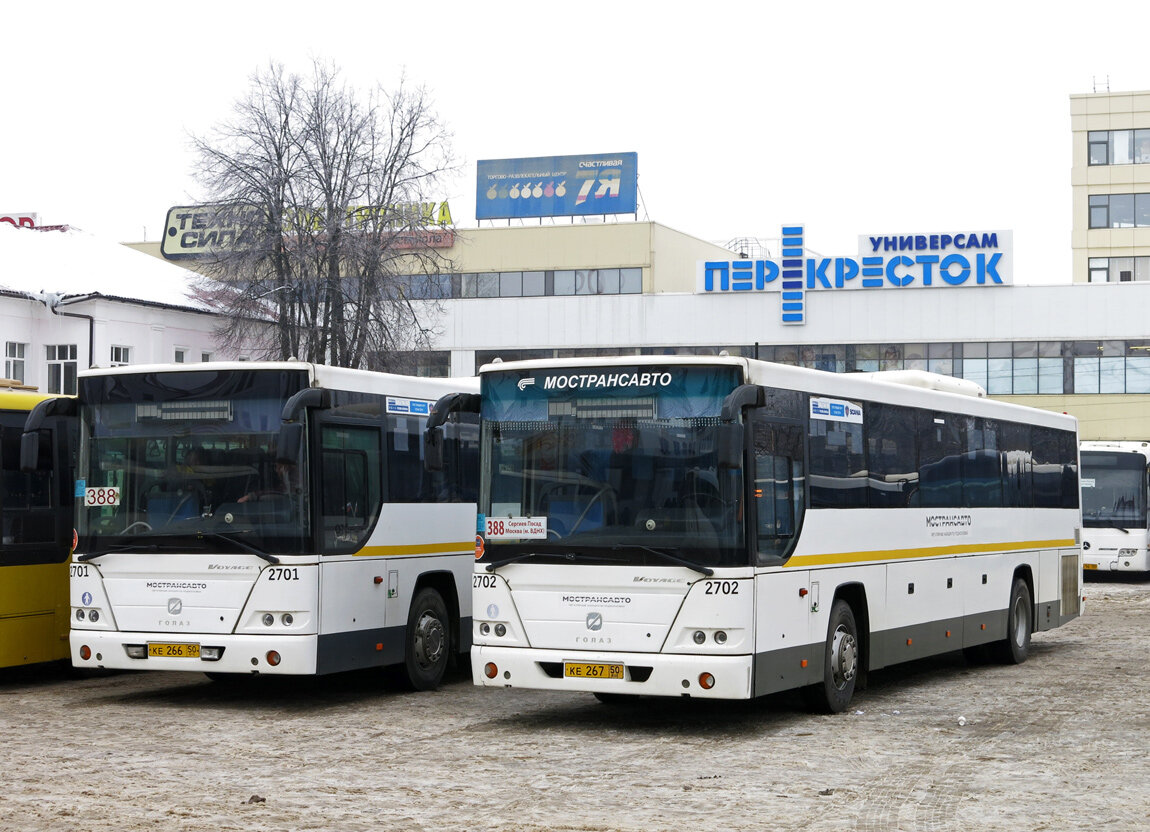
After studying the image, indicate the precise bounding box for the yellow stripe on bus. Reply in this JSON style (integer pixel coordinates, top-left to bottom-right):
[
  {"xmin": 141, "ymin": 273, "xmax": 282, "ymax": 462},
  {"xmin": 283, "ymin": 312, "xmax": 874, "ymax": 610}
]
[
  {"xmin": 353, "ymin": 541, "xmax": 474, "ymax": 557},
  {"xmin": 784, "ymin": 538, "xmax": 1077, "ymax": 568}
]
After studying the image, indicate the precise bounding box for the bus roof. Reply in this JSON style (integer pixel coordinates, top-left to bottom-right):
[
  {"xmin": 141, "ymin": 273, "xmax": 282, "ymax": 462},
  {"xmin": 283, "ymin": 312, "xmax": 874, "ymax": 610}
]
[
  {"xmin": 479, "ymin": 355, "xmax": 1077, "ymax": 432},
  {"xmin": 0, "ymin": 389, "xmax": 56, "ymax": 412},
  {"xmin": 1080, "ymin": 440, "xmax": 1150, "ymax": 457},
  {"xmin": 78, "ymin": 360, "xmax": 479, "ymax": 400}
]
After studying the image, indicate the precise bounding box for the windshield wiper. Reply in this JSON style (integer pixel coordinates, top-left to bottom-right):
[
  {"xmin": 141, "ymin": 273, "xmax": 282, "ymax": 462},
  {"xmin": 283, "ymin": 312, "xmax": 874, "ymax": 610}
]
[
  {"xmin": 484, "ymin": 552, "xmax": 539, "ymax": 571},
  {"xmin": 199, "ymin": 532, "xmax": 280, "ymax": 563},
  {"xmin": 612, "ymin": 544, "xmax": 714, "ymax": 576}
]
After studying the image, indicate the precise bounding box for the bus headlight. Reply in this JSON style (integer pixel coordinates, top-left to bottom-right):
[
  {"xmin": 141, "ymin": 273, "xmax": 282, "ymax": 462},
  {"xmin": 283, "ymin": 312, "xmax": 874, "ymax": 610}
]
[
  {"xmin": 262, "ymin": 613, "xmax": 275, "ymax": 627},
  {"xmin": 494, "ymin": 623, "xmax": 507, "ymax": 637},
  {"xmin": 693, "ymin": 630, "xmax": 706, "ymax": 644},
  {"xmin": 76, "ymin": 609, "xmax": 86, "ymax": 621},
  {"xmin": 88, "ymin": 610, "xmax": 100, "ymax": 623},
  {"xmin": 714, "ymin": 631, "xmax": 728, "ymax": 645},
  {"xmin": 281, "ymin": 613, "xmax": 294, "ymax": 626},
  {"xmin": 479, "ymin": 623, "xmax": 491, "ymax": 635}
]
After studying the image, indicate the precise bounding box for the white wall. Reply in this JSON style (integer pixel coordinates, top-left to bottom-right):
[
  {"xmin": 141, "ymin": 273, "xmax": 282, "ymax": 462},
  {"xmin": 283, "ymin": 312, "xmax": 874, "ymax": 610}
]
[{"xmin": 1, "ymin": 293, "xmax": 248, "ymax": 391}]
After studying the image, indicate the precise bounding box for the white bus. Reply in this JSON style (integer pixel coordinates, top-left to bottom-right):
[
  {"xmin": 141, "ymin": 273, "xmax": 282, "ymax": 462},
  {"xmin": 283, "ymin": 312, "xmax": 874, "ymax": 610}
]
[
  {"xmin": 456, "ymin": 356, "xmax": 1082, "ymax": 711},
  {"xmin": 1080, "ymin": 440, "xmax": 1150, "ymax": 573},
  {"xmin": 24, "ymin": 362, "xmax": 479, "ymax": 689}
]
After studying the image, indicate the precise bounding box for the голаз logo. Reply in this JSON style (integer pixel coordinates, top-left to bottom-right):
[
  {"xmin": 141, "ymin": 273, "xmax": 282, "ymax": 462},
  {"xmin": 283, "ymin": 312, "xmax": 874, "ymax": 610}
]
[{"xmin": 698, "ymin": 224, "xmax": 1012, "ymax": 325}]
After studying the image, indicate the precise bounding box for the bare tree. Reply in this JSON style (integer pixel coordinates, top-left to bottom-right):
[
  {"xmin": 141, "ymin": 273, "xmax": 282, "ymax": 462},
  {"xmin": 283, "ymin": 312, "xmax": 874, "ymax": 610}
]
[{"xmin": 188, "ymin": 60, "xmax": 456, "ymax": 370}]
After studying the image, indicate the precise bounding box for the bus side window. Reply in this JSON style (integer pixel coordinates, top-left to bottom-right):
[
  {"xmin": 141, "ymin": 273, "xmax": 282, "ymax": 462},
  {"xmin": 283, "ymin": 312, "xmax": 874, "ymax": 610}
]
[
  {"xmin": 752, "ymin": 419, "xmax": 805, "ymax": 566},
  {"xmin": 320, "ymin": 425, "xmax": 382, "ymax": 552}
]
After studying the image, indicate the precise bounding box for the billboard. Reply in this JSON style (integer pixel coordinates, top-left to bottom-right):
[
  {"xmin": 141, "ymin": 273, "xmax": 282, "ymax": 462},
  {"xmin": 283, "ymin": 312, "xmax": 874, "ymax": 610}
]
[
  {"xmin": 160, "ymin": 203, "xmax": 455, "ymax": 260},
  {"xmin": 476, "ymin": 153, "xmax": 638, "ymax": 220}
]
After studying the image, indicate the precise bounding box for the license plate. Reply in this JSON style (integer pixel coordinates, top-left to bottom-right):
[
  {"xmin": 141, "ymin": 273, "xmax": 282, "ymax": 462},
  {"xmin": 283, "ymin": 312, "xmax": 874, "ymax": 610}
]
[
  {"xmin": 148, "ymin": 642, "xmax": 201, "ymax": 658},
  {"xmin": 564, "ymin": 661, "xmax": 624, "ymax": 680},
  {"xmin": 1083, "ymin": 563, "xmax": 1098, "ymax": 570}
]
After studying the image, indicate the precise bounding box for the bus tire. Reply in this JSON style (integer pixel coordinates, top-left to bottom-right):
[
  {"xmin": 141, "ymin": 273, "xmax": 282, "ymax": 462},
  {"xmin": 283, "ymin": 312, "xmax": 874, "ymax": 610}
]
[
  {"xmin": 805, "ymin": 599, "xmax": 859, "ymax": 714},
  {"xmin": 992, "ymin": 577, "xmax": 1031, "ymax": 665},
  {"xmin": 403, "ymin": 587, "xmax": 450, "ymax": 691}
]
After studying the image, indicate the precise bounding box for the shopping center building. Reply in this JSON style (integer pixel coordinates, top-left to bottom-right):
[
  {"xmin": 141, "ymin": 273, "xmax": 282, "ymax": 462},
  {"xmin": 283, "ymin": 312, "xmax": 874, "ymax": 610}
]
[{"xmin": 122, "ymin": 92, "xmax": 1150, "ymax": 440}]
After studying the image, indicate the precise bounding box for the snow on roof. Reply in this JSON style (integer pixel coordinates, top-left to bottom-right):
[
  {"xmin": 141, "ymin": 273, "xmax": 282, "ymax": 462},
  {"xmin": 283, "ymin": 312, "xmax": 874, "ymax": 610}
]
[{"xmin": 0, "ymin": 223, "xmax": 205, "ymax": 310}]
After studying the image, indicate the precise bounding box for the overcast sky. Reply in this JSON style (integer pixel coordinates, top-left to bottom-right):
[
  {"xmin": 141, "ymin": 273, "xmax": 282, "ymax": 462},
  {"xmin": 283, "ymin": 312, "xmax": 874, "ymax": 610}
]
[{"xmin": 5, "ymin": 1, "xmax": 1150, "ymax": 284}]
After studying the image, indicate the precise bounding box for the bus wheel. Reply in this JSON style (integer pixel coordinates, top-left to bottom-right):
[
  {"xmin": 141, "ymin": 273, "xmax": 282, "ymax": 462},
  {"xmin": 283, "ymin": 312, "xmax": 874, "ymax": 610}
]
[
  {"xmin": 404, "ymin": 587, "xmax": 450, "ymax": 691},
  {"xmin": 992, "ymin": 577, "xmax": 1032, "ymax": 665},
  {"xmin": 805, "ymin": 599, "xmax": 858, "ymax": 714}
]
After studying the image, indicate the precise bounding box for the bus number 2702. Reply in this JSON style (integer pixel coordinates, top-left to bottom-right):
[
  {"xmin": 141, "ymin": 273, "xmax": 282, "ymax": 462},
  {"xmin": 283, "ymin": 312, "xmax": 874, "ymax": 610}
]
[{"xmin": 704, "ymin": 580, "xmax": 739, "ymax": 596}]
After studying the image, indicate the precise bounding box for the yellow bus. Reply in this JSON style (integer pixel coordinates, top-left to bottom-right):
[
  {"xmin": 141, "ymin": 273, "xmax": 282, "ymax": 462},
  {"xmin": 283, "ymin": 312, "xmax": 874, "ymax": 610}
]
[{"xmin": 0, "ymin": 384, "xmax": 73, "ymax": 668}]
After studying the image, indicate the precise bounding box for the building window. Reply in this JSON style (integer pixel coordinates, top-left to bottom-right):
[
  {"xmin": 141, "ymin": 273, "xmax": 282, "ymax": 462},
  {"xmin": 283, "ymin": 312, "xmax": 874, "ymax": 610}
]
[
  {"xmin": 174, "ymin": 348, "xmax": 186, "ymax": 363},
  {"xmin": 1087, "ymin": 193, "xmax": 1150, "ymax": 228},
  {"xmin": 522, "ymin": 271, "xmax": 545, "ymax": 296},
  {"xmin": 201, "ymin": 352, "xmax": 212, "ymax": 362},
  {"xmin": 620, "ymin": 268, "xmax": 642, "ymax": 293},
  {"xmin": 1088, "ymin": 256, "xmax": 1150, "ymax": 282},
  {"xmin": 4, "ymin": 342, "xmax": 26, "ymax": 383},
  {"xmin": 1089, "ymin": 131, "xmax": 1109, "ymax": 165},
  {"xmin": 110, "ymin": 345, "xmax": 131, "ymax": 366},
  {"xmin": 498, "ymin": 272, "xmax": 522, "ymax": 297},
  {"xmin": 1088, "ymin": 130, "xmax": 1150, "ymax": 165},
  {"xmin": 46, "ymin": 344, "xmax": 77, "ymax": 395}
]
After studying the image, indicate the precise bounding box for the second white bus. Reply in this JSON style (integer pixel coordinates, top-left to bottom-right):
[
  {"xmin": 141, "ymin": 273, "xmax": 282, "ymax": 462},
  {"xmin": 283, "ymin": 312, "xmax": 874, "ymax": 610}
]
[{"xmin": 459, "ymin": 356, "xmax": 1082, "ymax": 711}]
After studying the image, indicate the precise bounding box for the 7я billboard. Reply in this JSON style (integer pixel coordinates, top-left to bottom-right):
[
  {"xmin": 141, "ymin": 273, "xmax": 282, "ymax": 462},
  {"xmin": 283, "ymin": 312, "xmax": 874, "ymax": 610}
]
[{"xmin": 476, "ymin": 153, "xmax": 638, "ymax": 220}]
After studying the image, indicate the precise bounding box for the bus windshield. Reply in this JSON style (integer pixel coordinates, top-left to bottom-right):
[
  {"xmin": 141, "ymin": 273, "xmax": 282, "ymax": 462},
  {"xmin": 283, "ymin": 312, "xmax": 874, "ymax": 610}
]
[
  {"xmin": 479, "ymin": 364, "xmax": 747, "ymax": 569},
  {"xmin": 77, "ymin": 368, "xmax": 311, "ymax": 556},
  {"xmin": 1081, "ymin": 450, "xmax": 1148, "ymax": 529}
]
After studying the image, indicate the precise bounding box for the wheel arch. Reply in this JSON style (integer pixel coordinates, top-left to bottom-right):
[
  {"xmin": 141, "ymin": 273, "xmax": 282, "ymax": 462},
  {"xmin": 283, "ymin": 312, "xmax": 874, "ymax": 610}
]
[
  {"xmin": 832, "ymin": 582, "xmax": 870, "ymax": 687},
  {"xmin": 412, "ymin": 569, "xmax": 463, "ymax": 653},
  {"xmin": 1011, "ymin": 564, "xmax": 1035, "ymax": 631}
]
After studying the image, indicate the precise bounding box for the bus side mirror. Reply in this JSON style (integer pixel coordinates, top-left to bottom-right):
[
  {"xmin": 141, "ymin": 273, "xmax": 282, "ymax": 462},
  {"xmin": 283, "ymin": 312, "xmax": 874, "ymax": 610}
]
[
  {"xmin": 276, "ymin": 422, "xmax": 304, "ymax": 465},
  {"xmin": 20, "ymin": 430, "xmax": 45, "ymax": 473},
  {"xmin": 717, "ymin": 423, "xmax": 744, "ymax": 469},
  {"xmin": 425, "ymin": 427, "xmax": 445, "ymax": 472}
]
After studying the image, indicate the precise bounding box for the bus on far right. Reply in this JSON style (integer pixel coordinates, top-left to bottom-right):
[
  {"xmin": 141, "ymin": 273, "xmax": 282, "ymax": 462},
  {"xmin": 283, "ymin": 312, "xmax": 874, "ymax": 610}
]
[{"xmin": 1080, "ymin": 441, "xmax": 1150, "ymax": 574}]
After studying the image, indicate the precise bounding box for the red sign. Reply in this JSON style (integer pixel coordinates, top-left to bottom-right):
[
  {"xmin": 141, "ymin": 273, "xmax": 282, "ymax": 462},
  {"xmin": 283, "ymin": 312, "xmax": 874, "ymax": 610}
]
[{"xmin": 0, "ymin": 213, "xmax": 37, "ymax": 228}]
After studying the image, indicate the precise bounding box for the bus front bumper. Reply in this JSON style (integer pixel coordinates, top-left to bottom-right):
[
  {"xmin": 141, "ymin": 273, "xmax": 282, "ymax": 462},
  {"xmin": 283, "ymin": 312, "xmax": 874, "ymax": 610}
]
[
  {"xmin": 69, "ymin": 630, "xmax": 319, "ymax": 675},
  {"xmin": 471, "ymin": 644, "xmax": 754, "ymax": 699}
]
